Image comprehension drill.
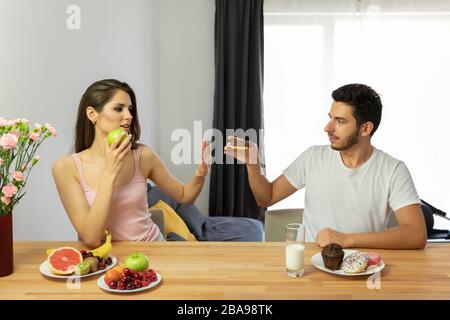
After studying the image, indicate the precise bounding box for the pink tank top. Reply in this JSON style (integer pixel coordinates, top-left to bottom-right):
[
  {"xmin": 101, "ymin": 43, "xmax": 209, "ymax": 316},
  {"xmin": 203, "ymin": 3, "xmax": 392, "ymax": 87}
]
[{"xmin": 71, "ymin": 146, "xmax": 161, "ymax": 241}]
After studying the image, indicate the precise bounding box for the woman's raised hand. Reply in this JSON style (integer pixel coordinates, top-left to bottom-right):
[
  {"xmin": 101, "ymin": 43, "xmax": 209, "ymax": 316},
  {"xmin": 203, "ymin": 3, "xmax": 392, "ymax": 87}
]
[{"xmin": 195, "ymin": 140, "xmax": 210, "ymax": 177}]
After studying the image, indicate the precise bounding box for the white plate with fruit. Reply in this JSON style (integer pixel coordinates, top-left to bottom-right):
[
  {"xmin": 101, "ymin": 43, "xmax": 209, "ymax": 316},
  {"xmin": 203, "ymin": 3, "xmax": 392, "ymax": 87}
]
[
  {"xmin": 97, "ymin": 268, "xmax": 161, "ymax": 293},
  {"xmin": 97, "ymin": 252, "xmax": 162, "ymax": 293},
  {"xmin": 39, "ymin": 230, "xmax": 116, "ymax": 279},
  {"xmin": 39, "ymin": 252, "xmax": 117, "ymax": 279}
]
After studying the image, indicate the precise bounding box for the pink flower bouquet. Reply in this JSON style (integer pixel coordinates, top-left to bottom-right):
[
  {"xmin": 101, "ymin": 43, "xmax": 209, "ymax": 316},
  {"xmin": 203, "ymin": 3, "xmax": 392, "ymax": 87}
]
[{"xmin": 0, "ymin": 118, "xmax": 57, "ymax": 216}]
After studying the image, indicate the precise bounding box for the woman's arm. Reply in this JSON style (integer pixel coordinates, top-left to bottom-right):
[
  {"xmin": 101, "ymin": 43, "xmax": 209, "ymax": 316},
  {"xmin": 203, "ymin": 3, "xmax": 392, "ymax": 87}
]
[
  {"xmin": 52, "ymin": 156, "xmax": 114, "ymax": 247},
  {"xmin": 142, "ymin": 142, "xmax": 208, "ymax": 204},
  {"xmin": 52, "ymin": 135, "xmax": 132, "ymax": 247}
]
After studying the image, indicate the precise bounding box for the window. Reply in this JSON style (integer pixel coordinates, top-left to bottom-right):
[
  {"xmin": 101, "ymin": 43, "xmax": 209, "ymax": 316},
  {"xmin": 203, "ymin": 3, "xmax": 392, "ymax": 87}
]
[{"xmin": 263, "ymin": 1, "xmax": 450, "ymax": 228}]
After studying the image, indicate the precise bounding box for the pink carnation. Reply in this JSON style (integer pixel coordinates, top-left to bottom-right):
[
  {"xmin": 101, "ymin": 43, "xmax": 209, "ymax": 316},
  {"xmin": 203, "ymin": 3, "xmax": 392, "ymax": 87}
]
[
  {"xmin": 2, "ymin": 185, "xmax": 18, "ymax": 198},
  {"xmin": 12, "ymin": 171, "xmax": 24, "ymax": 182},
  {"xmin": 48, "ymin": 126, "xmax": 57, "ymax": 136},
  {"xmin": 10, "ymin": 129, "xmax": 21, "ymax": 139},
  {"xmin": 0, "ymin": 133, "xmax": 18, "ymax": 150},
  {"xmin": 1, "ymin": 196, "xmax": 11, "ymax": 205},
  {"xmin": 28, "ymin": 132, "xmax": 40, "ymax": 141}
]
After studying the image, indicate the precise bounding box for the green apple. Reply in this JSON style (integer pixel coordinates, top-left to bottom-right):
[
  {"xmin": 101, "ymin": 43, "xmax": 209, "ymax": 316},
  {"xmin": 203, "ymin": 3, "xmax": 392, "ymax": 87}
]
[
  {"xmin": 107, "ymin": 128, "xmax": 128, "ymax": 146},
  {"xmin": 124, "ymin": 252, "xmax": 149, "ymax": 272}
]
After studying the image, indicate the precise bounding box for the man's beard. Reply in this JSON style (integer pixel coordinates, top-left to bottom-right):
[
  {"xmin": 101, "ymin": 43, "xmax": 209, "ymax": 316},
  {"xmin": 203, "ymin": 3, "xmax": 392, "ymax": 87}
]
[{"xmin": 330, "ymin": 129, "xmax": 359, "ymax": 151}]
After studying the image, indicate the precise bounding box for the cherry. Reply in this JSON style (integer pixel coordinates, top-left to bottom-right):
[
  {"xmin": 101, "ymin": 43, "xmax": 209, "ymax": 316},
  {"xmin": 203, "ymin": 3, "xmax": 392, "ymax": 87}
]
[
  {"xmin": 108, "ymin": 281, "xmax": 118, "ymax": 289},
  {"xmin": 126, "ymin": 282, "xmax": 136, "ymax": 290},
  {"xmin": 144, "ymin": 271, "xmax": 153, "ymax": 276},
  {"xmin": 117, "ymin": 281, "xmax": 126, "ymax": 290},
  {"xmin": 123, "ymin": 268, "xmax": 133, "ymax": 277},
  {"xmin": 105, "ymin": 257, "xmax": 113, "ymax": 265},
  {"xmin": 141, "ymin": 280, "xmax": 150, "ymax": 287},
  {"xmin": 79, "ymin": 250, "xmax": 88, "ymax": 259},
  {"xmin": 134, "ymin": 279, "xmax": 142, "ymax": 288}
]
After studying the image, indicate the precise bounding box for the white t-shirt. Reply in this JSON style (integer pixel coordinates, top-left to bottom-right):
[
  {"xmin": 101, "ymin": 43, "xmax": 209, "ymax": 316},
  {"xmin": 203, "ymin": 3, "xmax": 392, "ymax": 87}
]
[{"xmin": 283, "ymin": 145, "xmax": 420, "ymax": 242}]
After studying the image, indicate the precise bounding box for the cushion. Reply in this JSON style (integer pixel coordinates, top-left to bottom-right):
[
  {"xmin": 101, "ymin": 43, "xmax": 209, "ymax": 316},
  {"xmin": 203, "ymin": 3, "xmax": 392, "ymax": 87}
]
[
  {"xmin": 147, "ymin": 183, "xmax": 178, "ymax": 209},
  {"xmin": 177, "ymin": 204, "xmax": 263, "ymax": 241},
  {"xmin": 201, "ymin": 217, "xmax": 264, "ymax": 241},
  {"xmin": 166, "ymin": 232, "xmax": 187, "ymax": 241},
  {"xmin": 150, "ymin": 200, "xmax": 197, "ymax": 241},
  {"xmin": 177, "ymin": 204, "xmax": 207, "ymax": 237},
  {"xmin": 147, "ymin": 183, "xmax": 264, "ymax": 242}
]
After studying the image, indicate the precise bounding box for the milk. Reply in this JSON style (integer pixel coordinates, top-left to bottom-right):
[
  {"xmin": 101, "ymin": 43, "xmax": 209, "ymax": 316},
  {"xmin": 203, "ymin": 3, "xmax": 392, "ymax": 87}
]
[{"xmin": 285, "ymin": 244, "xmax": 305, "ymax": 275}]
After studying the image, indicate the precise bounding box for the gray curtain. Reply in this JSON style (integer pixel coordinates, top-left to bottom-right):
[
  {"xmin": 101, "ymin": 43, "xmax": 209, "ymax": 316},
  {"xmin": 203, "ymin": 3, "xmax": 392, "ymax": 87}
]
[{"xmin": 209, "ymin": 0, "xmax": 265, "ymax": 220}]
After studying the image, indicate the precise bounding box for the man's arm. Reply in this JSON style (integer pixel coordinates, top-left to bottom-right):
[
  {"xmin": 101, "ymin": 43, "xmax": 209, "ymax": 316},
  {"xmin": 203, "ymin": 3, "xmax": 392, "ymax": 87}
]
[
  {"xmin": 247, "ymin": 164, "xmax": 297, "ymax": 207},
  {"xmin": 224, "ymin": 137, "xmax": 297, "ymax": 207},
  {"xmin": 316, "ymin": 203, "xmax": 427, "ymax": 249}
]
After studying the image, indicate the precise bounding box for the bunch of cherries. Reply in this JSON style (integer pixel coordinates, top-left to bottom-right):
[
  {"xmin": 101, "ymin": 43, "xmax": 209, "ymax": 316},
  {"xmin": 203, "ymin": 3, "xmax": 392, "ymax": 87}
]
[{"xmin": 109, "ymin": 268, "xmax": 158, "ymax": 290}]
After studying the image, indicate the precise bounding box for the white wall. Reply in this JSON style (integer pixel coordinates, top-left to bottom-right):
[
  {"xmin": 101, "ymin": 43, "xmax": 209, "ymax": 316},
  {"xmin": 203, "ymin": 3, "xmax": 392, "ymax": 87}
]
[
  {"xmin": 158, "ymin": 0, "xmax": 215, "ymax": 215},
  {"xmin": 1, "ymin": 0, "xmax": 163, "ymax": 240},
  {"xmin": 1, "ymin": 0, "xmax": 215, "ymax": 240}
]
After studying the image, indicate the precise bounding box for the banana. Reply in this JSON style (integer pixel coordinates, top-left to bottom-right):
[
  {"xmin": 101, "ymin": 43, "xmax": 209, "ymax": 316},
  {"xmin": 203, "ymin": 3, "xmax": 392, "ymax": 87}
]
[
  {"xmin": 89, "ymin": 230, "xmax": 112, "ymax": 258},
  {"xmin": 45, "ymin": 231, "xmax": 112, "ymax": 257}
]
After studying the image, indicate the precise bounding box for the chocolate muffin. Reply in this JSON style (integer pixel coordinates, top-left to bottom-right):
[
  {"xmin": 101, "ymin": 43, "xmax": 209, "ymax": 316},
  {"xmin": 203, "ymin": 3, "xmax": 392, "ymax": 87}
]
[{"xmin": 321, "ymin": 243, "xmax": 344, "ymax": 271}]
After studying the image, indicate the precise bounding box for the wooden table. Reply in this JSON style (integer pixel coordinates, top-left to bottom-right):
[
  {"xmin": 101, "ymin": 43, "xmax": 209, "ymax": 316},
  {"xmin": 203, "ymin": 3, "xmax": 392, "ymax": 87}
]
[{"xmin": 0, "ymin": 241, "xmax": 449, "ymax": 300}]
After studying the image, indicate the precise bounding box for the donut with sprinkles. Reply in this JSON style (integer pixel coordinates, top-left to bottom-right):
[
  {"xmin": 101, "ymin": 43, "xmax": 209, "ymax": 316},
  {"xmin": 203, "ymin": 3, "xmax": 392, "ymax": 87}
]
[{"xmin": 341, "ymin": 252, "xmax": 369, "ymax": 273}]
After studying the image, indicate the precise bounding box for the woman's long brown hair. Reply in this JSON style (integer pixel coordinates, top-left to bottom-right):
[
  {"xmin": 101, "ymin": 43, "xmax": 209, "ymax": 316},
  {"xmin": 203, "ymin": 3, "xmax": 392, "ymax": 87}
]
[{"xmin": 74, "ymin": 79, "xmax": 141, "ymax": 153}]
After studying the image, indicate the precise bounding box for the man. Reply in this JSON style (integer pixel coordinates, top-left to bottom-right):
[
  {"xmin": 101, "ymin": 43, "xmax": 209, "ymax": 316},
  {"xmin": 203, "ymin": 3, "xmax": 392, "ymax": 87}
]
[{"xmin": 225, "ymin": 84, "xmax": 426, "ymax": 249}]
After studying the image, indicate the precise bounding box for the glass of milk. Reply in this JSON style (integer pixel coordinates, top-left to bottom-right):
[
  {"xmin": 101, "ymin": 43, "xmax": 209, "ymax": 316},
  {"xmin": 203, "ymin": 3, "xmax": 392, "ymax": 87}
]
[{"xmin": 285, "ymin": 223, "xmax": 305, "ymax": 277}]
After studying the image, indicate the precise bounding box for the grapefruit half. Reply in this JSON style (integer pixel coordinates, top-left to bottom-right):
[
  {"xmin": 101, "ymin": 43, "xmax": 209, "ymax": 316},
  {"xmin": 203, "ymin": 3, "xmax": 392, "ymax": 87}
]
[{"xmin": 47, "ymin": 247, "xmax": 83, "ymax": 275}]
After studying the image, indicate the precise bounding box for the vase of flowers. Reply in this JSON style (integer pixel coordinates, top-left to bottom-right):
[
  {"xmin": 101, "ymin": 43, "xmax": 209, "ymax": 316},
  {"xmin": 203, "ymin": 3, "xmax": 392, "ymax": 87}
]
[{"xmin": 0, "ymin": 118, "xmax": 57, "ymax": 277}]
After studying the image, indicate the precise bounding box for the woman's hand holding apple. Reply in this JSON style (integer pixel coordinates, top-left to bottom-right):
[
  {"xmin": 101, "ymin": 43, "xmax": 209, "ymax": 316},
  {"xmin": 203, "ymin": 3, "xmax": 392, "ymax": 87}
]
[{"xmin": 103, "ymin": 130, "xmax": 132, "ymax": 179}]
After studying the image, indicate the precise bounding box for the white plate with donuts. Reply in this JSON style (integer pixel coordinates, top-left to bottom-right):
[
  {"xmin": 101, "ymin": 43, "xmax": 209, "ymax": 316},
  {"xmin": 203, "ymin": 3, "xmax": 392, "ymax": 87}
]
[{"xmin": 311, "ymin": 249, "xmax": 385, "ymax": 276}]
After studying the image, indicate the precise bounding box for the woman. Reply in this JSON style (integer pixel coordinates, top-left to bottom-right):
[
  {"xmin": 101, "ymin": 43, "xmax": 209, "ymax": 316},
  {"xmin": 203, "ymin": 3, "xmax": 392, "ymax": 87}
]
[{"xmin": 52, "ymin": 79, "xmax": 208, "ymax": 247}]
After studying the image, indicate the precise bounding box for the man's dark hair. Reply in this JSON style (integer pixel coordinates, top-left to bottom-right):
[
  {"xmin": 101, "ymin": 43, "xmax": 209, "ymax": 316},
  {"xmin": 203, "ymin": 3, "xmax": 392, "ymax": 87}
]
[{"xmin": 332, "ymin": 83, "xmax": 382, "ymax": 136}]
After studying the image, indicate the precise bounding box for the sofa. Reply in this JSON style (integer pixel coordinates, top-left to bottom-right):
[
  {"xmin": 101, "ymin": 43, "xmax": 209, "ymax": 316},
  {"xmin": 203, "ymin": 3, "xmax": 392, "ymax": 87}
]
[{"xmin": 146, "ymin": 184, "xmax": 264, "ymax": 242}]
